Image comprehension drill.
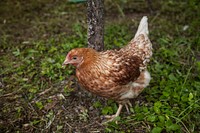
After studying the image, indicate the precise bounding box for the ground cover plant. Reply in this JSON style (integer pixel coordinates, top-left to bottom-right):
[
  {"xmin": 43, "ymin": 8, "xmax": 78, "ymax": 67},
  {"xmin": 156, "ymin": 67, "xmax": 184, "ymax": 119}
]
[{"xmin": 0, "ymin": 0, "xmax": 200, "ymax": 132}]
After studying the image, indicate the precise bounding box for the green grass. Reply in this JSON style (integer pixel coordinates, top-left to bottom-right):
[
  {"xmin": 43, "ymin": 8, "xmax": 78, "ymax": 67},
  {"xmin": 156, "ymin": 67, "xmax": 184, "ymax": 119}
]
[{"xmin": 0, "ymin": 0, "xmax": 200, "ymax": 132}]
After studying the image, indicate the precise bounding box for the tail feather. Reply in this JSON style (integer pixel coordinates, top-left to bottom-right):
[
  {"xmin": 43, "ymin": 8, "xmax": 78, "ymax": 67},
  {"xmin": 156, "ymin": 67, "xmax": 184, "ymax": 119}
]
[
  {"xmin": 134, "ymin": 16, "xmax": 149, "ymax": 39},
  {"xmin": 122, "ymin": 16, "xmax": 152, "ymax": 70}
]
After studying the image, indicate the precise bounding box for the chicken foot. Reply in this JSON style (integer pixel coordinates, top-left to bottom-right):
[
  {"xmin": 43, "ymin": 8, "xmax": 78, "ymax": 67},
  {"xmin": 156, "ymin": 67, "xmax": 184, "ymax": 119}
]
[
  {"xmin": 104, "ymin": 104, "xmax": 123, "ymax": 122},
  {"xmin": 125, "ymin": 100, "xmax": 132, "ymax": 114},
  {"xmin": 104, "ymin": 100, "xmax": 133, "ymax": 122}
]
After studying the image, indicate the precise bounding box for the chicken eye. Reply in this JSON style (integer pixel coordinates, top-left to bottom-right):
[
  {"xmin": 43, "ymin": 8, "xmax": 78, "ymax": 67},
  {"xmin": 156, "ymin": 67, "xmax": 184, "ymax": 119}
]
[{"xmin": 72, "ymin": 56, "xmax": 77, "ymax": 60}]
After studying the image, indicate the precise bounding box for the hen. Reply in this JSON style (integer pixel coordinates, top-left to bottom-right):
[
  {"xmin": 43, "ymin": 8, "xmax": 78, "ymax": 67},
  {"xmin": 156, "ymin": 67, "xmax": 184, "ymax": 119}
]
[{"xmin": 63, "ymin": 16, "xmax": 152, "ymax": 121}]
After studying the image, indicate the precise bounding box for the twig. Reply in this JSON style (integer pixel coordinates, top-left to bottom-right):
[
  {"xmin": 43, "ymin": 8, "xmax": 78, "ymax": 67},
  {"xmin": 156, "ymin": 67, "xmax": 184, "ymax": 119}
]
[
  {"xmin": 38, "ymin": 87, "xmax": 53, "ymax": 96},
  {"xmin": 65, "ymin": 122, "xmax": 73, "ymax": 133},
  {"xmin": 0, "ymin": 91, "xmax": 18, "ymax": 98},
  {"xmin": 28, "ymin": 102, "xmax": 39, "ymax": 116},
  {"xmin": 170, "ymin": 115, "xmax": 191, "ymax": 133},
  {"xmin": 45, "ymin": 115, "xmax": 55, "ymax": 129}
]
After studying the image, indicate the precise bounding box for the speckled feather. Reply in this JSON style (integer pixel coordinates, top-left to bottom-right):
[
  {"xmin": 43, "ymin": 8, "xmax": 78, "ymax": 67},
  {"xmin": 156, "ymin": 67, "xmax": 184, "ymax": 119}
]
[
  {"xmin": 64, "ymin": 16, "xmax": 152, "ymax": 102},
  {"xmin": 121, "ymin": 34, "xmax": 152, "ymax": 71},
  {"xmin": 75, "ymin": 48, "xmax": 143, "ymax": 100}
]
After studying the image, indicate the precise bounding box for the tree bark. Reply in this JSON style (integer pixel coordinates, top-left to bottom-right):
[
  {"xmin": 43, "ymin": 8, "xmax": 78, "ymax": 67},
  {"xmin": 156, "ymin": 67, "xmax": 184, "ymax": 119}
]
[{"xmin": 87, "ymin": 0, "xmax": 104, "ymax": 51}]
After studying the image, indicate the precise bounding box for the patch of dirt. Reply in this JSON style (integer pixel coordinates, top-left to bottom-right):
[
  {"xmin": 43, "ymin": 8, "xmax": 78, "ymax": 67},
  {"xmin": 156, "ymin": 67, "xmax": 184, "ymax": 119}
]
[{"xmin": 0, "ymin": 77, "xmax": 105, "ymax": 132}]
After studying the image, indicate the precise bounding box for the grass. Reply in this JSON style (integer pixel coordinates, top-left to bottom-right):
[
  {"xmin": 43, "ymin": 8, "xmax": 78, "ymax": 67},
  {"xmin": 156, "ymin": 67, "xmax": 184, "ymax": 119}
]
[{"xmin": 0, "ymin": 0, "xmax": 200, "ymax": 132}]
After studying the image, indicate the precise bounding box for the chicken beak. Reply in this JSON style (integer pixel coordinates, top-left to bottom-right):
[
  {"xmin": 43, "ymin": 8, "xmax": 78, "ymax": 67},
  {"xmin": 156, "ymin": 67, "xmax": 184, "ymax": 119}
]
[{"xmin": 62, "ymin": 59, "xmax": 69, "ymax": 68}]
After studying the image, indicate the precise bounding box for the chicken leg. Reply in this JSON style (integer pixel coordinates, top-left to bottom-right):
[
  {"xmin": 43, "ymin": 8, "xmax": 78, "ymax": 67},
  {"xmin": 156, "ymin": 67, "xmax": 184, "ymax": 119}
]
[
  {"xmin": 104, "ymin": 100, "xmax": 133, "ymax": 122},
  {"xmin": 104, "ymin": 104, "xmax": 123, "ymax": 122}
]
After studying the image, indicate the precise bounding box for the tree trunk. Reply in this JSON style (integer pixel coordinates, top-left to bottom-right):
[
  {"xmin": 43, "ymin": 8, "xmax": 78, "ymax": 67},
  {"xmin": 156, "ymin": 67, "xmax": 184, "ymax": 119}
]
[{"xmin": 87, "ymin": 0, "xmax": 104, "ymax": 51}]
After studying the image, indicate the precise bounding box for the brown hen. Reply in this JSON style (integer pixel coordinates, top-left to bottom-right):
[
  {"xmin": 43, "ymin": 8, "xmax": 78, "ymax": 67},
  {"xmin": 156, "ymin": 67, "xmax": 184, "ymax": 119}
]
[{"xmin": 63, "ymin": 16, "xmax": 152, "ymax": 121}]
